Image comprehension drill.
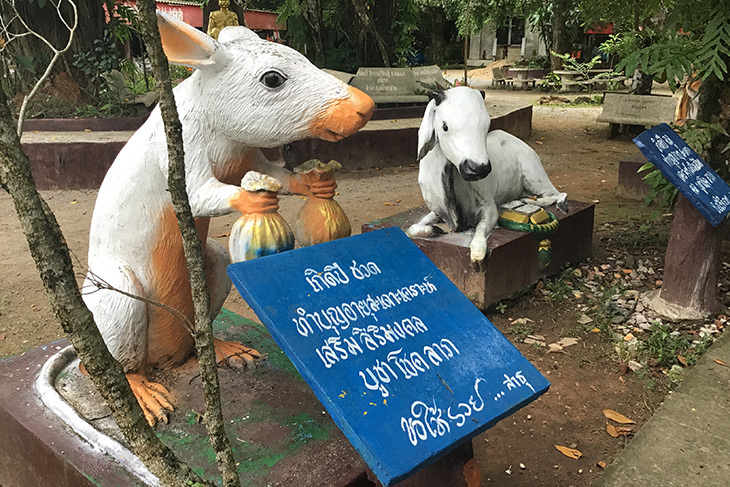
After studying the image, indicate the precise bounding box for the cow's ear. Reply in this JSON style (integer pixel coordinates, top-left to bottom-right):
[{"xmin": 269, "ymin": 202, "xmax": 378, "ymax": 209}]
[
  {"xmin": 157, "ymin": 12, "xmax": 218, "ymax": 69},
  {"xmin": 417, "ymin": 100, "xmax": 438, "ymax": 162}
]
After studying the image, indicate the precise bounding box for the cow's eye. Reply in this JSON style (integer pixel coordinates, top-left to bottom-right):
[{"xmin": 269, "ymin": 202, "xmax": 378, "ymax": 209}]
[
  {"xmin": 442, "ymin": 122, "xmax": 449, "ymax": 132},
  {"xmin": 261, "ymin": 71, "xmax": 287, "ymax": 89}
]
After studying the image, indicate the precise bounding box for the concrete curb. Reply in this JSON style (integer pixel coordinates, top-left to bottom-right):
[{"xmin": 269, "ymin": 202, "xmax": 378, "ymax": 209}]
[{"xmin": 595, "ymin": 330, "xmax": 730, "ymax": 486}]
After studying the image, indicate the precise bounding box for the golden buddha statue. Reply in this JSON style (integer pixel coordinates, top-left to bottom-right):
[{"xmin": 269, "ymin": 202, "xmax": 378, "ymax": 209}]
[{"xmin": 207, "ymin": 0, "xmax": 240, "ymax": 40}]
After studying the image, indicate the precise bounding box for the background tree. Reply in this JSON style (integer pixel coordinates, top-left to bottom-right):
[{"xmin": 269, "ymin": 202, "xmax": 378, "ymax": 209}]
[
  {"xmin": 0, "ymin": 15, "xmax": 213, "ymax": 487},
  {"xmin": 602, "ymin": 0, "xmax": 730, "ymax": 316}
]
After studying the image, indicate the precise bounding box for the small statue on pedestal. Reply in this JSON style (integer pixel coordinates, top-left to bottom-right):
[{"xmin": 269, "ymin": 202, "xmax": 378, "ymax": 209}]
[
  {"xmin": 407, "ymin": 87, "xmax": 567, "ymax": 265},
  {"xmin": 207, "ymin": 0, "xmax": 239, "ymax": 40}
]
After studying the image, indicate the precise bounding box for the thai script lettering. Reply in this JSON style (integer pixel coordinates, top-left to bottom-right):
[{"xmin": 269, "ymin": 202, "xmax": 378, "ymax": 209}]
[
  {"xmin": 316, "ymin": 317, "xmax": 428, "ymax": 369},
  {"xmin": 501, "ymin": 371, "xmax": 536, "ymax": 394},
  {"xmin": 401, "ymin": 378, "xmax": 487, "ymax": 446},
  {"xmin": 304, "ymin": 263, "xmax": 350, "ymax": 292},
  {"xmin": 292, "ymin": 276, "xmax": 437, "ymax": 336},
  {"xmin": 358, "ymin": 338, "xmax": 460, "ymax": 397},
  {"xmin": 349, "ymin": 260, "xmax": 381, "ymax": 280}
]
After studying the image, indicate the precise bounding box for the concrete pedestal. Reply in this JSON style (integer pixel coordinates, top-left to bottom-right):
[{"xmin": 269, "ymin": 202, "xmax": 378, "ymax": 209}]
[
  {"xmin": 362, "ymin": 201, "xmax": 594, "ymax": 309},
  {"xmin": 0, "ymin": 310, "xmax": 478, "ymax": 487},
  {"xmin": 618, "ymin": 151, "xmax": 651, "ymax": 200}
]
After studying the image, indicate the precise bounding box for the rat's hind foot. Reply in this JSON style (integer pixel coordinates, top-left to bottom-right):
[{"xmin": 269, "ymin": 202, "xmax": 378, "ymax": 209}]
[
  {"xmin": 214, "ymin": 338, "xmax": 264, "ymax": 369},
  {"xmin": 126, "ymin": 373, "xmax": 174, "ymax": 427}
]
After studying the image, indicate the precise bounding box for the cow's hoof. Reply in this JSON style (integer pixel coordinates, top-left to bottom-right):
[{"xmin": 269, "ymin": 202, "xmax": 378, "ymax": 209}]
[{"xmin": 407, "ymin": 224, "xmax": 437, "ymax": 238}]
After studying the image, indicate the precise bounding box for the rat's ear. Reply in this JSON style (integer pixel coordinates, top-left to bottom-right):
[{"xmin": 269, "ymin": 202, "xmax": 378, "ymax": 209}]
[{"xmin": 157, "ymin": 12, "xmax": 219, "ymax": 69}]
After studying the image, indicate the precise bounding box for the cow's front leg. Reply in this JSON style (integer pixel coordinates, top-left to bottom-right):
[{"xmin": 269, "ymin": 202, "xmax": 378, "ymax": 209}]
[
  {"xmin": 470, "ymin": 203, "xmax": 498, "ymax": 269},
  {"xmin": 407, "ymin": 211, "xmax": 443, "ymax": 238}
]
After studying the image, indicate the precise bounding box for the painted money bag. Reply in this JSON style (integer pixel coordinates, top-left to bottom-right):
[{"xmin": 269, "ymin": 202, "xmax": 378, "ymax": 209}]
[
  {"xmin": 229, "ymin": 171, "xmax": 294, "ymax": 262},
  {"xmin": 293, "ymin": 159, "xmax": 351, "ymax": 246}
]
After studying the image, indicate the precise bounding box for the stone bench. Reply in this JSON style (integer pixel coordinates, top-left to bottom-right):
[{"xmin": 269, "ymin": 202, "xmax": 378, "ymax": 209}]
[
  {"xmin": 597, "ymin": 92, "xmax": 678, "ymax": 138},
  {"xmin": 350, "ymin": 65, "xmax": 447, "ymax": 105}
]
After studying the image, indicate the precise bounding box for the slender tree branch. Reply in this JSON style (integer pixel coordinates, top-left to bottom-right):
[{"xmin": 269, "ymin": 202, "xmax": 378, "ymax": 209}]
[
  {"xmin": 135, "ymin": 2, "xmax": 241, "ymax": 486},
  {"xmin": 83, "ymin": 269, "xmax": 196, "ymax": 335},
  {"xmin": 0, "ymin": 58, "xmax": 209, "ymax": 487},
  {"xmin": 2, "ymin": 0, "xmax": 79, "ymax": 136}
]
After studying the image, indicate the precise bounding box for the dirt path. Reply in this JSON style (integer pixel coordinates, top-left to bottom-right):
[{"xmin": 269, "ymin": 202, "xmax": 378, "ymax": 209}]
[{"xmin": 1, "ymin": 94, "xmax": 671, "ymax": 486}]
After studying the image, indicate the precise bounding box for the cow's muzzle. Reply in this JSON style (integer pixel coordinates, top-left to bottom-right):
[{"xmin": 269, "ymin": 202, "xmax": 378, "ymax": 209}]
[{"xmin": 459, "ymin": 159, "xmax": 491, "ymax": 181}]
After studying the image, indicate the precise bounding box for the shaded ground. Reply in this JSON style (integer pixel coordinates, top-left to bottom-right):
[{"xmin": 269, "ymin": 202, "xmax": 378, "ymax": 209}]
[{"xmin": 0, "ymin": 88, "xmax": 722, "ymax": 486}]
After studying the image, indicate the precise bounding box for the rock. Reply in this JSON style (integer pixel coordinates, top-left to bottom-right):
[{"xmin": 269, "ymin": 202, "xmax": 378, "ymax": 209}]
[
  {"xmin": 577, "ymin": 314, "xmax": 593, "ymax": 325},
  {"xmin": 636, "ymin": 302, "xmax": 645, "ymax": 312},
  {"xmin": 628, "ymin": 360, "xmax": 643, "ymax": 372},
  {"xmin": 547, "ymin": 343, "xmax": 564, "ymax": 353},
  {"xmin": 557, "ymin": 337, "xmax": 580, "ymax": 348},
  {"xmin": 626, "ymin": 255, "xmax": 636, "ymax": 268},
  {"xmin": 520, "ymin": 463, "xmax": 526, "ymax": 470}
]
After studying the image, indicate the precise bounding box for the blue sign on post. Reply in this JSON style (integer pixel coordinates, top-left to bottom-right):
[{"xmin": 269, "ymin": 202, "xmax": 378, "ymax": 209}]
[
  {"xmin": 228, "ymin": 228, "xmax": 549, "ymax": 486},
  {"xmin": 634, "ymin": 123, "xmax": 730, "ymax": 226}
]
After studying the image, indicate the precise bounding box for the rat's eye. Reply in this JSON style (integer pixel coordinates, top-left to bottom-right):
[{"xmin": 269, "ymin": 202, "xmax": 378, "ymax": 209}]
[
  {"xmin": 442, "ymin": 122, "xmax": 449, "ymax": 132},
  {"xmin": 260, "ymin": 71, "xmax": 287, "ymax": 89}
]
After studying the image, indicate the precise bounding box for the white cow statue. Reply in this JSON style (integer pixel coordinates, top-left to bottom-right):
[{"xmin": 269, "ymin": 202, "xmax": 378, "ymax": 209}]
[
  {"xmin": 82, "ymin": 13, "xmax": 374, "ymax": 425},
  {"xmin": 407, "ymin": 87, "xmax": 567, "ymax": 264}
]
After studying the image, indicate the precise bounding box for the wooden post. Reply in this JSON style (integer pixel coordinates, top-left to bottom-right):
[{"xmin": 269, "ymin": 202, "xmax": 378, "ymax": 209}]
[{"xmin": 653, "ymin": 193, "xmax": 723, "ymax": 316}]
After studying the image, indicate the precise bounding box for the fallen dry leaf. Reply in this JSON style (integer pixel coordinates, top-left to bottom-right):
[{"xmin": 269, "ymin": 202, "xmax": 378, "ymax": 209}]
[
  {"xmin": 606, "ymin": 422, "xmax": 632, "ymax": 437},
  {"xmin": 383, "ymin": 201, "xmax": 395, "ymax": 206},
  {"xmin": 597, "ymin": 461, "xmax": 607, "ymax": 468},
  {"xmin": 677, "ymin": 354, "xmax": 687, "ymax": 367},
  {"xmin": 213, "ymin": 232, "xmax": 230, "ymax": 238},
  {"xmin": 618, "ymin": 376, "xmax": 626, "ymax": 383},
  {"xmin": 714, "ymin": 359, "xmax": 728, "ymax": 367},
  {"xmin": 603, "ymin": 409, "xmax": 635, "ymax": 424},
  {"xmin": 554, "ymin": 445, "xmax": 582, "ymax": 459},
  {"xmin": 591, "ymin": 327, "xmax": 601, "ymax": 333}
]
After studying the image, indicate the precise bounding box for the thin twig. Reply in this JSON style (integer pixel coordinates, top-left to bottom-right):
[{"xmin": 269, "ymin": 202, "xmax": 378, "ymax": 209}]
[
  {"xmin": 0, "ymin": 0, "xmax": 79, "ymax": 136},
  {"xmin": 83, "ymin": 268, "xmax": 196, "ymax": 335}
]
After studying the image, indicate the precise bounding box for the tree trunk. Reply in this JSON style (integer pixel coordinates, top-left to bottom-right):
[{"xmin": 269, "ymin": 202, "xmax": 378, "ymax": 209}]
[
  {"xmin": 429, "ymin": 7, "xmax": 446, "ymax": 67},
  {"xmin": 135, "ymin": 2, "xmax": 241, "ymax": 486},
  {"xmin": 550, "ymin": 0, "xmax": 569, "ymax": 71},
  {"xmin": 657, "ymin": 194, "xmax": 722, "ymax": 314},
  {"xmin": 2, "ymin": 0, "xmax": 105, "ymax": 90},
  {"xmin": 302, "ymin": 0, "xmax": 326, "ymax": 66},
  {"xmin": 629, "ymin": 68, "xmax": 654, "ymax": 94},
  {"xmin": 0, "ymin": 67, "xmax": 208, "ymax": 487},
  {"xmin": 652, "ymin": 66, "xmax": 730, "ymax": 319},
  {"xmin": 351, "ymin": 0, "xmax": 390, "ymax": 67}
]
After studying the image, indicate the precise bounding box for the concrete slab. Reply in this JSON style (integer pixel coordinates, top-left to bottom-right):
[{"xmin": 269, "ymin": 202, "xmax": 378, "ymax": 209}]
[
  {"xmin": 361, "ymin": 201, "xmax": 594, "ymax": 309},
  {"xmin": 21, "ymin": 104, "xmax": 531, "ymax": 190},
  {"xmin": 596, "ymin": 331, "xmax": 730, "ymax": 487},
  {"xmin": 0, "ymin": 309, "xmax": 479, "ymax": 487},
  {"xmin": 0, "ymin": 311, "xmax": 368, "ymax": 487}
]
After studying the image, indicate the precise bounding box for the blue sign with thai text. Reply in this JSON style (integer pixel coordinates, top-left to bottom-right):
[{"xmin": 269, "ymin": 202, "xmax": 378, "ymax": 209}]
[
  {"xmin": 634, "ymin": 123, "xmax": 730, "ymax": 226},
  {"xmin": 227, "ymin": 228, "xmax": 550, "ymax": 486}
]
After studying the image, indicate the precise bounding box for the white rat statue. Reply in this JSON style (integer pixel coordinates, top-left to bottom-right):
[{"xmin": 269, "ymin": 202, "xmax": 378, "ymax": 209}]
[
  {"xmin": 81, "ymin": 13, "xmax": 374, "ymax": 425},
  {"xmin": 407, "ymin": 87, "xmax": 567, "ymax": 264}
]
